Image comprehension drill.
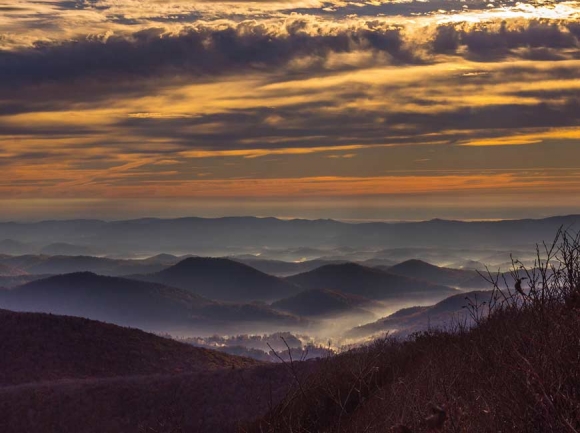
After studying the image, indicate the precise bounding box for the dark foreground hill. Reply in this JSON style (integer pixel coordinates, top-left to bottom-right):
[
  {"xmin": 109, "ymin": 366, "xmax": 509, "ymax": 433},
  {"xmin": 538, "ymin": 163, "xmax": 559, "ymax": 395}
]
[
  {"xmin": 286, "ymin": 263, "xmax": 456, "ymax": 301},
  {"xmin": 272, "ymin": 289, "xmax": 379, "ymax": 320},
  {"xmin": 0, "ymin": 309, "xmax": 257, "ymax": 386},
  {"xmin": 0, "ymin": 273, "xmax": 304, "ymax": 333},
  {"xmin": 136, "ymin": 257, "xmax": 300, "ymax": 302},
  {"xmin": 0, "ymin": 310, "xmax": 306, "ymax": 433},
  {"xmin": 0, "ymin": 363, "xmax": 309, "ymax": 433}
]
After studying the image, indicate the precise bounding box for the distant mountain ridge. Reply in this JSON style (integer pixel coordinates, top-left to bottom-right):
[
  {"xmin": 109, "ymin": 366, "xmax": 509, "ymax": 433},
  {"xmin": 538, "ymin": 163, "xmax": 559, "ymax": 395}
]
[
  {"xmin": 0, "ymin": 215, "xmax": 577, "ymax": 253},
  {"xmin": 386, "ymin": 259, "xmax": 487, "ymax": 288},
  {"xmin": 231, "ymin": 257, "xmax": 350, "ymax": 277},
  {"xmin": 272, "ymin": 288, "xmax": 379, "ymax": 319},
  {"xmin": 348, "ymin": 290, "xmax": 493, "ymax": 338},
  {"xmin": 0, "ymin": 263, "xmax": 26, "ymax": 277},
  {"xmin": 0, "ymin": 254, "xmax": 178, "ymax": 277},
  {"xmin": 286, "ymin": 263, "xmax": 457, "ymax": 301},
  {"xmin": 0, "ymin": 272, "xmax": 304, "ymax": 332},
  {"xmin": 135, "ymin": 257, "xmax": 301, "ymax": 302}
]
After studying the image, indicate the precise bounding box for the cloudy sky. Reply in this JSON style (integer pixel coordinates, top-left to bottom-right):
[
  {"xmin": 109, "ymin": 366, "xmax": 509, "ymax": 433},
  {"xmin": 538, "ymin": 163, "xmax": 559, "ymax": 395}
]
[{"xmin": 2, "ymin": 0, "xmax": 580, "ymax": 220}]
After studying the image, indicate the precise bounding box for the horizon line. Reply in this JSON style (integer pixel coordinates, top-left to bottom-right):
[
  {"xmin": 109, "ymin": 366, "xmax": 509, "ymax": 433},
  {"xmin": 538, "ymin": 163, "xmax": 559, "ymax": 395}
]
[{"xmin": 1, "ymin": 213, "xmax": 579, "ymax": 225}]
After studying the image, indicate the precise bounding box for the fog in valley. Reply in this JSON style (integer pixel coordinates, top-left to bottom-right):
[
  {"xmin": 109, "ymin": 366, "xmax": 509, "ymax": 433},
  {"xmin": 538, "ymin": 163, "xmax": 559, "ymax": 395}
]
[{"xmin": 0, "ymin": 215, "xmax": 571, "ymax": 361}]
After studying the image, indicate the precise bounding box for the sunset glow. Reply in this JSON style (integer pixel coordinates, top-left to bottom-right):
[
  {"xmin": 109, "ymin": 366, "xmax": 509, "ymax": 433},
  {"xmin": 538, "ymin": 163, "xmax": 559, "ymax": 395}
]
[{"xmin": 2, "ymin": 0, "xmax": 580, "ymax": 219}]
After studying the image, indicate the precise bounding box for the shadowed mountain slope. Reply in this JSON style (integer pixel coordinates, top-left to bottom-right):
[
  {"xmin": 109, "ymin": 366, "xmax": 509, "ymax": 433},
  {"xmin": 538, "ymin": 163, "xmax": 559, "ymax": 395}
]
[
  {"xmin": 0, "ymin": 273, "xmax": 303, "ymax": 331},
  {"xmin": 136, "ymin": 257, "xmax": 300, "ymax": 302},
  {"xmin": 286, "ymin": 263, "xmax": 456, "ymax": 301},
  {"xmin": 272, "ymin": 289, "xmax": 379, "ymax": 319},
  {"xmin": 348, "ymin": 290, "xmax": 493, "ymax": 338},
  {"xmin": 387, "ymin": 259, "xmax": 487, "ymax": 288},
  {"xmin": 232, "ymin": 257, "xmax": 350, "ymax": 277},
  {"xmin": 0, "ymin": 309, "xmax": 258, "ymax": 387}
]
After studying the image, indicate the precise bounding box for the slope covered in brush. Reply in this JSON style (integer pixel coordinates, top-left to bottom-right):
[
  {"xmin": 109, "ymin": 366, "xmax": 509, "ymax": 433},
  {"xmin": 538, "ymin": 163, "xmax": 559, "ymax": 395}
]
[
  {"xmin": 0, "ymin": 309, "xmax": 258, "ymax": 386},
  {"xmin": 250, "ymin": 230, "xmax": 580, "ymax": 433}
]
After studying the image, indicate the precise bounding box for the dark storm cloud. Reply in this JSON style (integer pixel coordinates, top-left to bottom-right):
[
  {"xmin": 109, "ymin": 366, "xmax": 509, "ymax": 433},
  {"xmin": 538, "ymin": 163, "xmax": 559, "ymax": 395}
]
[
  {"xmin": 0, "ymin": 21, "xmax": 411, "ymax": 88},
  {"xmin": 0, "ymin": 17, "xmax": 578, "ymax": 95},
  {"xmin": 431, "ymin": 20, "xmax": 580, "ymax": 58}
]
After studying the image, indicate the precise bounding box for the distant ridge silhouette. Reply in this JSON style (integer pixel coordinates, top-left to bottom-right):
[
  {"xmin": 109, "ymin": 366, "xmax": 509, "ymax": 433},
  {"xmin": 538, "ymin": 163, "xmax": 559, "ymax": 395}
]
[
  {"xmin": 136, "ymin": 257, "xmax": 300, "ymax": 302},
  {"xmin": 0, "ymin": 272, "xmax": 304, "ymax": 331},
  {"xmin": 286, "ymin": 263, "xmax": 456, "ymax": 300}
]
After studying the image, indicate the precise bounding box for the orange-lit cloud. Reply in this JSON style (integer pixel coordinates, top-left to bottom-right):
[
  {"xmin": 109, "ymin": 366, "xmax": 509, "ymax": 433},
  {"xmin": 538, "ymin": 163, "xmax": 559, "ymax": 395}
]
[{"xmin": 2, "ymin": 1, "xmax": 580, "ymax": 218}]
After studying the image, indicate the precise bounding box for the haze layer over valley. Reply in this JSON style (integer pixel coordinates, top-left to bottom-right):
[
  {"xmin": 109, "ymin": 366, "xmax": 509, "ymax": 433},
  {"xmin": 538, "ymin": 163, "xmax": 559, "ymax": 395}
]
[{"xmin": 0, "ymin": 214, "xmax": 576, "ymax": 350}]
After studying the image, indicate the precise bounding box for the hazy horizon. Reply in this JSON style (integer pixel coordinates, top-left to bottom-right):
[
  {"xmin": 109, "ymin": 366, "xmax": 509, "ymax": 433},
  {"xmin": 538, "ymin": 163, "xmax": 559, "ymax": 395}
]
[
  {"xmin": 3, "ymin": 198, "xmax": 580, "ymax": 223},
  {"xmin": 3, "ymin": 0, "xmax": 580, "ymax": 222}
]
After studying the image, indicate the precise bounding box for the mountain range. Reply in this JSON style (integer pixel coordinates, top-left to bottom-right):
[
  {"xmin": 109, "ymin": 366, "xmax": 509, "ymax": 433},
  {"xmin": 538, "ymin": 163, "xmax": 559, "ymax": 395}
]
[
  {"xmin": 0, "ymin": 215, "xmax": 576, "ymax": 255},
  {"xmin": 134, "ymin": 257, "xmax": 301, "ymax": 302},
  {"xmin": 231, "ymin": 257, "xmax": 351, "ymax": 277},
  {"xmin": 0, "ymin": 254, "xmax": 179, "ymax": 277},
  {"xmin": 0, "ymin": 273, "xmax": 304, "ymax": 333},
  {"xmin": 272, "ymin": 288, "xmax": 380, "ymax": 319},
  {"xmin": 347, "ymin": 290, "xmax": 493, "ymax": 338},
  {"xmin": 286, "ymin": 263, "xmax": 457, "ymax": 301},
  {"xmin": 385, "ymin": 259, "xmax": 490, "ymax": 289},
  {"xmin": 0, "ymin": 262, "xmax": 26, "ymax": 277}
]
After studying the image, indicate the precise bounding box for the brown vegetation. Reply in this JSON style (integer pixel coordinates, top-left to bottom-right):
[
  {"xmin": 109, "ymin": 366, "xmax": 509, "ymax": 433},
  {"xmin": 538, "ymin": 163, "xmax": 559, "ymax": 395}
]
[
  {"xmin": 0, "ymin": 310, "xmax": 258, "ymax": 387},
  {"xmin": 0, "ymin": 363, "xmax": 308, "ymax": 433},
  {"xmin": 247, "ymin": 229, "xmax": 580, "ymax": 432}
]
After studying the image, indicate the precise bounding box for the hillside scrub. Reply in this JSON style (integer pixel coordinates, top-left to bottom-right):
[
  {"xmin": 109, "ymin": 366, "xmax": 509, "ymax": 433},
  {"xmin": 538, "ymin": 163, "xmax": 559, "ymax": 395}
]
[{"xmin": 247, "ymin": 229, "xmax": 580, "ymax": 433}]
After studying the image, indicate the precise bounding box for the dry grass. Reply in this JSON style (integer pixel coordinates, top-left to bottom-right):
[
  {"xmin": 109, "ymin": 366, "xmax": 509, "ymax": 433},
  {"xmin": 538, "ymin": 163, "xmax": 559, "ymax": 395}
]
[
  {"xmin": 247, "ymin": 229, "xmax": 580, "ymax": 433},
  {"xmin": 0, "ymin": 363, "xmax": 308, "ymax": 433}
]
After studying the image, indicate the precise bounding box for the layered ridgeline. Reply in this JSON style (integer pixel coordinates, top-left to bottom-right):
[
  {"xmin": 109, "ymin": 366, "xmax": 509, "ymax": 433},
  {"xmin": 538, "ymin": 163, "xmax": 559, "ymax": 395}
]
[
  {"xmin": 231, "ymin": 257, "xmax": 351, "ymax": 277},
  {"xmin": 271, "ymin": 288, "xmax": 386, "ymax": 321},
  {"xmin": 1, "ymin": 215, "xmax": 579, "ymax": 253},
  {"xmin": 385, "ymin": 259, "xmax": 491, "ymax": 289},
  {"xmin": 0, "ymin": 273, "xmax": 304, "ymax": 333},
  {"xmin": 0, "ymin": 262, "xmax": 26, "ymax": 277},
  {"xmin": 347, "ymin": 290, "xmax": 493, "ymax": 338},
  {"xmin": 134, "ymin": 257, "xmax": 301, "ymax": 302},
  {"xmin": 0, "ymin": 254, "xmax": 183, "ymax": 278},
  {"xmin": 286, "ymin": 263, "xmax": 457, "ymax": 301}
]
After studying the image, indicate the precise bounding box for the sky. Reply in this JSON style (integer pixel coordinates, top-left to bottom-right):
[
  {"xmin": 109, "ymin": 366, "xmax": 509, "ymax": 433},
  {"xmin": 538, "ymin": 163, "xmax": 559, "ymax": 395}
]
[{"xmin": 2, "ymin": 0, "xmax": 580, "ymax": 221}]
